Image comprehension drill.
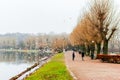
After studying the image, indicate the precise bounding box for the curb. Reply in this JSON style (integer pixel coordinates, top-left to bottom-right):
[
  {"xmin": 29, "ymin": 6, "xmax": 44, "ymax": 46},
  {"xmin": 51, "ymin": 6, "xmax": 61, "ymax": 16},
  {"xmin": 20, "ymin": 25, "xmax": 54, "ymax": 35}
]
[{"xmin": 66, "ymin": 65, "xmax": 77, "ymax": 80}]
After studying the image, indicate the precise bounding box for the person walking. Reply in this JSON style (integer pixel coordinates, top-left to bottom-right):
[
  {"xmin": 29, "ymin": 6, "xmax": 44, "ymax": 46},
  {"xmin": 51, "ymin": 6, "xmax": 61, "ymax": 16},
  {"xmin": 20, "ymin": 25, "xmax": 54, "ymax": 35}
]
[
  {"xmin": 72, "ymin": 51, "xmax": 75, "ymax": 61},
  {"xmin": 91, "ymin": 53, "xmax": 94, "ymax": 60},
  {"xmin": 81, "ymin": 51, "xmax": 85, "ymax": 61},
  {"xmin": 79, "ymin": 50, "xmax": 81, "ymax": 55}
]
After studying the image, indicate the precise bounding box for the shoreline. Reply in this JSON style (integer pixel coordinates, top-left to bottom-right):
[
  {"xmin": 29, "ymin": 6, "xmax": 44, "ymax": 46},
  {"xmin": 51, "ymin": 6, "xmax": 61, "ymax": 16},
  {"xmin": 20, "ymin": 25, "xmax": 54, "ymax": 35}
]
[{"xmin": 9, "ymin": 56, "xmax": 50, "ymax": 80}]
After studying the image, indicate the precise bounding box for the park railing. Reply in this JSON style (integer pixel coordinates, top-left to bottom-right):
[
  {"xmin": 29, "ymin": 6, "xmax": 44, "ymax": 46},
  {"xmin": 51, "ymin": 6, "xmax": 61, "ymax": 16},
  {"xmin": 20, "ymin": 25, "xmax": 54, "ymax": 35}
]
[{"xmin": 96, "ymin": 54, "xmax": 120, "ymax": 63}]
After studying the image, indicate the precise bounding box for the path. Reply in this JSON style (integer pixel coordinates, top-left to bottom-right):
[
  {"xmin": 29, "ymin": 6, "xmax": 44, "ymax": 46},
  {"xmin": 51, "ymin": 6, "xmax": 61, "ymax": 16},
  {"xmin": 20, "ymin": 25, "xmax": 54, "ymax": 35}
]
[{"xmin": 65, "ymin": 51, "xmax": 120, "ymax": 80}]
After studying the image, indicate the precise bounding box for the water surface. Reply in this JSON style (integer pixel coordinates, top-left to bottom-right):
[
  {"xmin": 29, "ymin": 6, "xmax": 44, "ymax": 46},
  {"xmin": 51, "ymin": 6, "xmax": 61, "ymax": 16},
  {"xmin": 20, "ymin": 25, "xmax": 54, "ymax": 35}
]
[{"xmin": 0, "ymin": 51, "xmax": 42, "ymax": 80}]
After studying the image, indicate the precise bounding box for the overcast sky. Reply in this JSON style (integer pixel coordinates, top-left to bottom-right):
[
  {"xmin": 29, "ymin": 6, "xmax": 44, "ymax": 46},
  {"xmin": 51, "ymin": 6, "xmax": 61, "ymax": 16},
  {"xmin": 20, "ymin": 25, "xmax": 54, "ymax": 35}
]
[{"xmin": 0, "ymin": 0, "xmax": 120, "ymax": 34}]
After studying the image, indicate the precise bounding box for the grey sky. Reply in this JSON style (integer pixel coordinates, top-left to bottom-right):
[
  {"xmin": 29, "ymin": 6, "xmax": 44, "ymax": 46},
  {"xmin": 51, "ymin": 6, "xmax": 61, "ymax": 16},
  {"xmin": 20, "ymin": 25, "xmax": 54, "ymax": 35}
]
[{"xmin": 0, "ymin": 0, "xmax": 119, "ymax": 34}]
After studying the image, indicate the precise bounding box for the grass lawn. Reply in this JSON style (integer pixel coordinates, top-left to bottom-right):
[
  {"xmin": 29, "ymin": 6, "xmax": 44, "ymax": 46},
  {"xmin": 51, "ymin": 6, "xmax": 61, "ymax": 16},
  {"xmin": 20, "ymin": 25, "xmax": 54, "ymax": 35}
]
[{"xmin": 25, "ymin": 53, "xmax": 73, "ymax": 80}]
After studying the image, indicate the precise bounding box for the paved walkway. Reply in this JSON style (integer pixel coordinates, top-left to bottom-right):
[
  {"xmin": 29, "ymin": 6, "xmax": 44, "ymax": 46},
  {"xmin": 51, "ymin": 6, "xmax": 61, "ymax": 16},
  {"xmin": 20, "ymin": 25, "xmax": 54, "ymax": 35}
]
[{"xmin": 65, "ymin": 51, "xmax": 120, "ymax": 80}]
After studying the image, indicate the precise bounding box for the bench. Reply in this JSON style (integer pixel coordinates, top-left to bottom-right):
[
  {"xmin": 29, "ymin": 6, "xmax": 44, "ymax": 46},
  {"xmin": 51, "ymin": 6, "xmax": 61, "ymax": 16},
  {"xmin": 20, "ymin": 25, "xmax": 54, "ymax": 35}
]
[{"xmin": 96, "ymin": 54, "xmax": 120, "ymax": 63}]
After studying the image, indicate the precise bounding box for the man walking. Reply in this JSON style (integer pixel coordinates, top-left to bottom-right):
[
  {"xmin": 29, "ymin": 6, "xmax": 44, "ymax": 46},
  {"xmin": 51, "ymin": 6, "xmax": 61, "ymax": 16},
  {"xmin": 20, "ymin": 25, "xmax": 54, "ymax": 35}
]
[
  {"xmin": 81, "ymin": 51, "xmax": 85, "ymax": 61},
  {"xmin": 72, "ymin": 51, "xmax": 75, "ymax": 61}
]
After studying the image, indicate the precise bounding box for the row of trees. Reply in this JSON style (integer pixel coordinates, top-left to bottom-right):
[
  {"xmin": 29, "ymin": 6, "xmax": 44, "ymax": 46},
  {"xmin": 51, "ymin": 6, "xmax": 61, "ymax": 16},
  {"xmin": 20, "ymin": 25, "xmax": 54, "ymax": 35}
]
[
  {"xmin": 0, "ymin": 33, "xmax": 69, "ymax": 50},
  {"xmin": 70, "ymin": 0, "xmax": 120, "ymax": 54},
  {"xmin": 0, "ymin": 35, "xmax": 48, "ymax": 49},
  {"xmin": 52, "ymin": 36, "xmax": 70, "ymax": 51},
  {"xmin": 0, "ymin": 37, "xmax": 16, "ymax": 49}
]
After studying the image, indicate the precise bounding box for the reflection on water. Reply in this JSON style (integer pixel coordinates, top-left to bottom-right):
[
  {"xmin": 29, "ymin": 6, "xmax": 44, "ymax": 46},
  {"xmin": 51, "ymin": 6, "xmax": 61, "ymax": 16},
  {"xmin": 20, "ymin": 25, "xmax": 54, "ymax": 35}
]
[
  {"xmin": 0, "ymin": 51, "xmax": 42, "ymax": 64},
  {"xmin": 0, "ymin": 51, "xmax": 47, "ymax": 80}
]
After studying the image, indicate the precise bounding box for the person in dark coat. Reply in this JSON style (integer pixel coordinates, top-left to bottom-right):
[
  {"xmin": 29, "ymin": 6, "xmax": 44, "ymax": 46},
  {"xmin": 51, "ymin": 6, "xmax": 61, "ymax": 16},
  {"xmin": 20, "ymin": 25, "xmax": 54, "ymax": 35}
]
[
  {"xmin": 91, "ymin": 53, "xmax": 94, "ymax": 60},
  {"xmin": 79, "ymin": 50, "xmax": 81, "ymax": 54},
  {"xmin": 72, "ymin": 51, "xmax": 75, "ymax": 61},
  {"xmin": 81, "ymin": 51, "xmax": 85, "ymax": 61}
]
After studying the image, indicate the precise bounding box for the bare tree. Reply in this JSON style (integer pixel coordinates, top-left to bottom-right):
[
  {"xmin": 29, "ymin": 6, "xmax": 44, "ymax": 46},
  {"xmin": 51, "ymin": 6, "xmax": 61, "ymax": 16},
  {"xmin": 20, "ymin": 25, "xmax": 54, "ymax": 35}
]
[
  {"xmin": 86, "ymin": 0, "xmax": 120, "ymax": 54},
  {"xmin": 70, "ymin": 0, "xmax": 120, "ymax": 55}
]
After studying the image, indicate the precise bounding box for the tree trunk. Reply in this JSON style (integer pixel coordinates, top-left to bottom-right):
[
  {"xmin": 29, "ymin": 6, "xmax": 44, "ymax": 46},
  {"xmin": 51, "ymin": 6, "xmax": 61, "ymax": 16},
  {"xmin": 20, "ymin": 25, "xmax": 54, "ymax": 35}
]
[
  {"xmin": 81, "ymin": 44, "xmax": 86, "ymax": 54},
  {"xmin": 90, "ymin": 44, "xmax": 95, "ymax": 59},
  {"xmin": 96, "ymin": 43, "xmax": 101, "ymax": 54},
  {"xmin": 119, "ymin": 47, "xmax": 120, "ymax": 53},
  {"xmin": 103, "ymin": 39, "xmax": 108, "ymax": 54},
  {"xmin": 86, "ymin": 45, "xmax": 90, "ymax": 56}
]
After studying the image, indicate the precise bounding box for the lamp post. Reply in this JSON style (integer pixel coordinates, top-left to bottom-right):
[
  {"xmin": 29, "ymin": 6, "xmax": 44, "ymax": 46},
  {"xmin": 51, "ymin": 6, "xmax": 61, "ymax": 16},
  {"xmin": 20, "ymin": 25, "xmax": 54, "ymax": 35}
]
[
  {"xmin": 92, "ymin": 40, "xmax": 94, "ymax": 43},
  {"xmin": 91, "ymin": 40, "xmax": 95, "ymax": 60}
]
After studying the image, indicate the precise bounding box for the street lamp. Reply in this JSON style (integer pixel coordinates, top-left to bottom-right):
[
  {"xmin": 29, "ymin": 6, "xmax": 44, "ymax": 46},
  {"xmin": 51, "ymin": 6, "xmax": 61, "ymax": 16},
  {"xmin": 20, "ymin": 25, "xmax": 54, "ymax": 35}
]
[
  {"xmin": 92, "ymin": 40, "xmax": 94, "ymax": 43},
  {"xmin": 91, "ymin": 40, "xmax": 95, "ymax": 60}
]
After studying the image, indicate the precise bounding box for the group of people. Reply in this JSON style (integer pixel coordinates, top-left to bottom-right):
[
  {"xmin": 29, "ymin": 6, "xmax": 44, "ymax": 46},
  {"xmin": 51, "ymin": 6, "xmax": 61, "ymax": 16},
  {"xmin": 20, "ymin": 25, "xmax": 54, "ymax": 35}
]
[{"xmin": 72, "ymin": 50, "xmax": 85, "ymax": 61}]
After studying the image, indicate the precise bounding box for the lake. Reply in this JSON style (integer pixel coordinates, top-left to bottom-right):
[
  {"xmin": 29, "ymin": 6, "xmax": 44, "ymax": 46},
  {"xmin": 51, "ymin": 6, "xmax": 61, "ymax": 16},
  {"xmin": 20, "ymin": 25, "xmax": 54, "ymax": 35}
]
[{"xmin": 0, "ymin": 51, "xmax": 45, "ymax": 80}]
